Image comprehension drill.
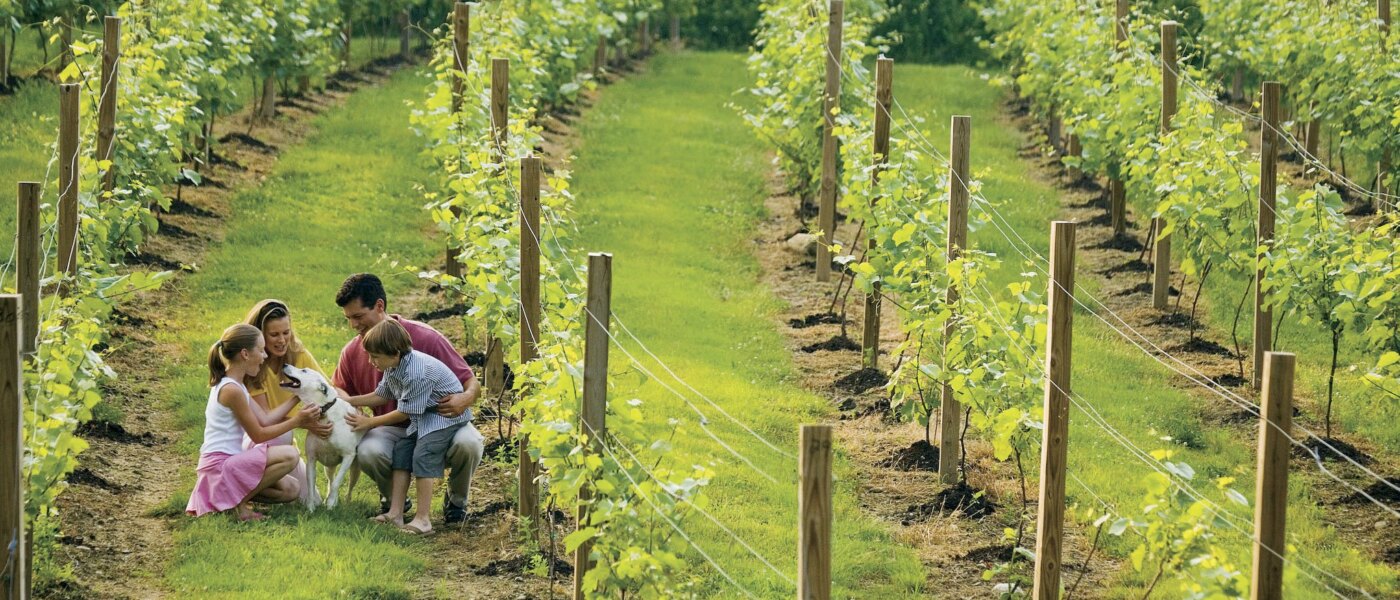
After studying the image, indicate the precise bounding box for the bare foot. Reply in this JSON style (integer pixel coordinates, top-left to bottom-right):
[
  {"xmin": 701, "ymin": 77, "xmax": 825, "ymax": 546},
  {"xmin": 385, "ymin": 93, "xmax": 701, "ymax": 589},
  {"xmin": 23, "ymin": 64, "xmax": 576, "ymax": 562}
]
[
  {"xmin": 400, "ymin": 518, "xmax": 433, "ymax": 535},
  {"xmin": 235, "ymin": 505, "xmax": 266, "ymax": 522},
  {"xmin": 371, "ymin": 512, "xmax": 403, "ymax": 526}
]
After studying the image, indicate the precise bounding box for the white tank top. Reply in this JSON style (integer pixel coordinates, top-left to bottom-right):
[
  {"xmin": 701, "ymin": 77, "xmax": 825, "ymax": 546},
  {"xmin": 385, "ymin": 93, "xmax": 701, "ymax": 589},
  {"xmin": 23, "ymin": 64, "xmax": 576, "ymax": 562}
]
[{"xmin": 201, "ymin": 377, "xmax": 249, "ymax": 456}]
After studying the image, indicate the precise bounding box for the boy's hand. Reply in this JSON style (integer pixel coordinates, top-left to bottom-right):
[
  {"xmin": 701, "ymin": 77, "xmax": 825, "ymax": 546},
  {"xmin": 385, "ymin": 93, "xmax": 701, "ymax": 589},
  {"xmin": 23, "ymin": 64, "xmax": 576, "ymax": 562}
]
[{"xmin": 346, "ymin": 412, "xmax": 375, "ymax": 433}]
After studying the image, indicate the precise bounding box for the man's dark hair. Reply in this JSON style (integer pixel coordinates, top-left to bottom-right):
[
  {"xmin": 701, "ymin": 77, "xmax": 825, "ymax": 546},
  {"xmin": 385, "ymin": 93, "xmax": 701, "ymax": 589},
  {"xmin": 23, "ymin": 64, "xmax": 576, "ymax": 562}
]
[{"xmin": 336, "ymin": 273, "xmax": 387, "ymax": 310}]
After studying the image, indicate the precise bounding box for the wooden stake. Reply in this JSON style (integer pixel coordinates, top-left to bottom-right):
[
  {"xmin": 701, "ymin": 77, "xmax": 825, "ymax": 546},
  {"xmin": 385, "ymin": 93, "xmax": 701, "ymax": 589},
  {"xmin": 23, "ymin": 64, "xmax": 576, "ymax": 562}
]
[
  {"xmin": 799, "ymin": 424, "xmax": 833, "ymax": 600},
  {"xmin": 670, "ymin": 13, "xmax": 681, "ymax": 49},
  {"xmin": 1110, "ymin": 178, "xmax": 1125, "ymax": 236},
  {"xmin": 816, "ymin": 0, "xmax": 844, "ymax": 283},
  {"xmin": 1250, "ymin": 351, "xmax": 1294, "ymax": 600},
  {"xmin": 0, "ymin": 295, "xmax": 24, "ymax": 600},
  {"xmin": 573, "ymin": 252, "xmax": 612, "ymax": 600},
  {"xmin": 862, "ymin": 57, "xmax": 892, "ymax": 370},
  {"xmin": 58, "ymin": 83, "xmax": 79, "ymax": 283},
  {"xmin": 1032, "ymin": 221, "xmax": 1076, "ymax": 600},
  {"xmin": 517, "ymin": 156, "xmax": 542, "ymax": 534},
  {"xmin": 482, "ymin": 58, "xmax": 510, "ymax": 393},
  {"xmin": 1153, "ymin": 21, "xmax": 1178, "ymax": 311},
  {"xmin": 97, "ymin": 17, "xmax": 120, "ymax": 194},
  {"xmin": 593, "ymin": 36, "xmax": 607, "ymax": 78},
  {"xmin": 1114, "ymin": 0, "xmax": 1129, "ymax": 49},
  {"xmin": 258, "ymin": 75, "xmax": 276, "ymax": 121},
  {"xmin": 939, "ymin": 115, "xmax": 971, "ymax": 484},
  {"xmin": 1254, "ymin": 82, "xmax": 1280, "ymax": 390},
  {"xmin": 1067, "ymin": 134, "xmax": 1082, "ymax": 181},
  {"xmin": 1048, "ymin": 109, "xmax": 1062, "ymax": 153},
  {"xmin": 1109, "ymin": 0, "xmax": 1129, "ymax": 237},
  {"xmin": 444, "ymin": 3, "xmax": 471, "ymax": 280},
  {"xmin": 399, "ymin": 9, "xmax": 412, "ymax": 60},
  {"xmin": 17, "ymin": 183, "xmax": 38, "ymax": 356},
  {"xmin": 451, "ymin": 3, "xmax": 470, "ymax": 113}
]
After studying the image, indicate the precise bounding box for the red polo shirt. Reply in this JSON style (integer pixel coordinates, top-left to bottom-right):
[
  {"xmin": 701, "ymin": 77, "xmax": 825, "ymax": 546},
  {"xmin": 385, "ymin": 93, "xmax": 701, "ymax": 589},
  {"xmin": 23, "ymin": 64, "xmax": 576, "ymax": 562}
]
[{"xmin": 332, "ymin": 315, "xmax": 475, "ymax": 416}]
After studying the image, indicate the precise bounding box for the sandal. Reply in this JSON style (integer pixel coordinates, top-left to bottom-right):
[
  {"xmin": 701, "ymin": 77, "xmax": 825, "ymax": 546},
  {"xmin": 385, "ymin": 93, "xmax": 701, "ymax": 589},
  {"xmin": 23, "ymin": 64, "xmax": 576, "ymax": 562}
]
[
  {"xmin": 371, "ymin": 513, "xmax": 402, "ymax": 524},
  {"xmin": 399, "ymin": 522, "xmax": 434, "ymax": 536}
]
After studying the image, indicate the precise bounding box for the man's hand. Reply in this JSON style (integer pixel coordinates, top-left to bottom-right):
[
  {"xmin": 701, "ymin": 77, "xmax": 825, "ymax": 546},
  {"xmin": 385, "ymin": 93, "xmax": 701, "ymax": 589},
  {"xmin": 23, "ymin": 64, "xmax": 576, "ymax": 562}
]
[
  {"xmin": 304, "ymin": 419, "xmax": 334, "ymax": 439},
  {"xmin": 345, "ymin": 411, "xmax": 375, "ymax": 433},
  {"xmin": 437, "ymin": 391, "xmax": 472, "ymax": 419},
  {"xmin": 438, "ymin": 375, "xmax": 480, "ymax": 418}
]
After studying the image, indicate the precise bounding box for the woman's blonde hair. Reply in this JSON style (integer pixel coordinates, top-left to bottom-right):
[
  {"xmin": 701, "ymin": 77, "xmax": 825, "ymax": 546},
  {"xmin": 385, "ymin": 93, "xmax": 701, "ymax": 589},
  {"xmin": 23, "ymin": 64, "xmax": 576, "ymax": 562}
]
[
  {"xmin": 244, "ymin": 299, "xmax": 306, "ymax": 383},
  {"xmin": 208, "ymin": 324, "xmax": 262, "ymax": 386}
]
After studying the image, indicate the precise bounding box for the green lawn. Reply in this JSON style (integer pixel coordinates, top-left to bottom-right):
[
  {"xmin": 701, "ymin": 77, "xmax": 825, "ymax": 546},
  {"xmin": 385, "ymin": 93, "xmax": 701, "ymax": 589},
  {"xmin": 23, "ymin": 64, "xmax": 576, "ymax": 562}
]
[
  {"xmin": 890, "ymin": 64, "xmax": 1398, "ymax": 597},
  {"xmin": 567, "ymin": 51, "xmax": 928, "ymax": 597},
  {"xmin": 156, "ymin": 67, "xmax": 437, "ymax": 598}
]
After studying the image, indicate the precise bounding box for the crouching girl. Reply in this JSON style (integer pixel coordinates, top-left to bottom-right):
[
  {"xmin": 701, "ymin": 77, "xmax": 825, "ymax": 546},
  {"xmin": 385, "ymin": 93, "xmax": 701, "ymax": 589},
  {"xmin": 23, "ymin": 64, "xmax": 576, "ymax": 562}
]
[{"xmin": 186, "ymin": 324, "xmax": 321, "ymax": 521}]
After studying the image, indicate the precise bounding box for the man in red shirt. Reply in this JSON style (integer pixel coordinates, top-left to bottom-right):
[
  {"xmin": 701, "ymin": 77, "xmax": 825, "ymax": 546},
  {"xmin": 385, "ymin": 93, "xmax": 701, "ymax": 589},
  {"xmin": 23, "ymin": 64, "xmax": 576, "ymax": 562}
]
[{"xmin": 332, "ymin": 274, "xmax": 483, "ymax": 525}]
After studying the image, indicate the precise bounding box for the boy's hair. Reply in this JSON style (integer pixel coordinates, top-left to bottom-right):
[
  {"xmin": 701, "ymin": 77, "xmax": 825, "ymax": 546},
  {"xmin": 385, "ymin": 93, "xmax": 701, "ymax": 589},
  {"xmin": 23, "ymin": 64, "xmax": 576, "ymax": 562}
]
[
  {"xmin": 363, "ymin": 319, "xmax": 413, "ymax": 358},
  {"xmin": 336, "ymin": 273, "xmax": 387, "ymax": 310}
]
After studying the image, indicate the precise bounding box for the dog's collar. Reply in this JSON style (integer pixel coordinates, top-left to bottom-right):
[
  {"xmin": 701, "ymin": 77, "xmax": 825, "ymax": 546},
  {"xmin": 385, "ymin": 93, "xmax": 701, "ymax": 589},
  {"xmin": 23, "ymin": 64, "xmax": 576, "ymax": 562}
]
[{"xmin": 317, "ymin": 397, "xmax": 338, "ymax": 413}]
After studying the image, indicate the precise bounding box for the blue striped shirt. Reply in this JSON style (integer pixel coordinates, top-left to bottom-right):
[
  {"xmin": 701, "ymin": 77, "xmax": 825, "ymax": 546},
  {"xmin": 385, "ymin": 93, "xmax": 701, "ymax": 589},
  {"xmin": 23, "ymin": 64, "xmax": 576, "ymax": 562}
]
[{"xmin": 375, "ymin": 350, "xmax": 471, "ymax": 437}]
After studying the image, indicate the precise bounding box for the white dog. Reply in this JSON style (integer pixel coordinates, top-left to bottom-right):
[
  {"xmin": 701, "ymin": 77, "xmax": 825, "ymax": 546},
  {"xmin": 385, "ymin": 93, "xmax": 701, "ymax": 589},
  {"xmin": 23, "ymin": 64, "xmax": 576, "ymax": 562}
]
[{"xmin": 280, "ymin": 364, "xmax": 363, "ymax": 510}]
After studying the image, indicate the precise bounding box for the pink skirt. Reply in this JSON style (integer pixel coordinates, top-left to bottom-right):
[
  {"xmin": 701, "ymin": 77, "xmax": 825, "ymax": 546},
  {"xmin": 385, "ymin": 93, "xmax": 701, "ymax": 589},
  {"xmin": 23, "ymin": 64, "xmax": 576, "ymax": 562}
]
[
  {"xmin": 244, "ymin": 432, "xmax": 310, "ymax": 505},
  {"xmin": 186, "ymin": 445, "xmax": 270, "ymax": 517}
]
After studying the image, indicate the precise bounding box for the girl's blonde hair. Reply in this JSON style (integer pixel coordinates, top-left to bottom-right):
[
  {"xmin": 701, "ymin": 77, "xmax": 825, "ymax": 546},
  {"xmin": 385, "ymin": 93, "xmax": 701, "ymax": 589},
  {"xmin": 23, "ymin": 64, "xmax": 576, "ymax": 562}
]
[
  {"xmin": 243, "ymin": 299, "xmax": 306, "ymax": 383},
  {"xmin": 208, "ymin": 324, "xmax": 262, "ymax": 386}
]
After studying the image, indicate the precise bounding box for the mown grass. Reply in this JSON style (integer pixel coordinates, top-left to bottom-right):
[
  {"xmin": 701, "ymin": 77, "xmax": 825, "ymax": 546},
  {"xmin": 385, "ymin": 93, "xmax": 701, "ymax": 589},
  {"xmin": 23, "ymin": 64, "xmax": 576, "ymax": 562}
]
[
  {"xmin": 567, "ymin": 51, "xmax": 927, "ymax": 597},
  {"xmin": 154, "ymin": 67, "xmax": 442, "ymax": 598},
  {"xmin": 891, "ymin": 64, "xmax": 1397, "ymax": 596}
]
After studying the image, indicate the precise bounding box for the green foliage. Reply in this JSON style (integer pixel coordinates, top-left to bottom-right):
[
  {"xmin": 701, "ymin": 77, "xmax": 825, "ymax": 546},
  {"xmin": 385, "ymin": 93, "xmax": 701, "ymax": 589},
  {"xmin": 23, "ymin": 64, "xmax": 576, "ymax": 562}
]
[
  {"xmin": 1103, "ymin": 452, "xmax": 1251, "ymax": 599},
  {"xmin": 409, "ymin": 3, "xmax": 712, "ymax": 595},
  {"xmin": 737, "ymin": 0, "xmax": 884, "ymax": 202},
  {"xmin": 1196, "ymin": 0, "xmax": 1398, "ymax": 183},
  {"xmin": 681, "ymin": 0, "xmax": 760, "ymax": 49},
  {"xmin": 871, "ymin": 0, "xmax": 988, "ymax": 64}
]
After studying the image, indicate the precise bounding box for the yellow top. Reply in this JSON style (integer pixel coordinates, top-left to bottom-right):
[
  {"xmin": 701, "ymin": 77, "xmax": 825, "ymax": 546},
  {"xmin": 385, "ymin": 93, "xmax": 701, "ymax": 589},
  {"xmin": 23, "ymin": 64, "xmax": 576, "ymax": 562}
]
[{"xmin": 247, "ymin": 349, "xmax": 324, "ymax": 410}]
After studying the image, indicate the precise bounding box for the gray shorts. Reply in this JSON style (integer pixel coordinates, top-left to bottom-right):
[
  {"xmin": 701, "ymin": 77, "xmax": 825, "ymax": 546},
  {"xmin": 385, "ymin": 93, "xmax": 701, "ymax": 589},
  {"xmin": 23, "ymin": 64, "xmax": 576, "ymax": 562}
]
[{"xmin": 391, "ymin": 424, "xmax": 464, "ymax": 478}]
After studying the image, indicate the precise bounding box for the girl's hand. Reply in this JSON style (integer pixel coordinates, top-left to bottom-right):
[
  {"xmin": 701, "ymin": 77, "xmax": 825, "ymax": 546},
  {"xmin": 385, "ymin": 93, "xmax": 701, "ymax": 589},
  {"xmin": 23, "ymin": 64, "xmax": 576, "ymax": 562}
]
[{"xmin": 296, "ymin": 404, "xmax": 322, "ymax": 426}]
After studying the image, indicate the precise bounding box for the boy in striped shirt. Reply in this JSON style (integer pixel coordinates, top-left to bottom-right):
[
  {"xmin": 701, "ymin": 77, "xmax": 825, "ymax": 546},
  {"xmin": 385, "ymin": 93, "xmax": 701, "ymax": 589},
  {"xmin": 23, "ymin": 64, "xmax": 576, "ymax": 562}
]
[{"xmin": 351, "ymin": 319, "xmax": 471, "ymax": 535}]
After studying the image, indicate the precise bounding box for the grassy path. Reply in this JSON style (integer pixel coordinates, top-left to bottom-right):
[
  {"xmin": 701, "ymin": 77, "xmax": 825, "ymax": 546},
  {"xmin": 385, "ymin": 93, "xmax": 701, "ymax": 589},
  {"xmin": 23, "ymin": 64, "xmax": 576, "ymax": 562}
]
[
  {"xmin": 152, "ymin": 68, "xmax": 439, "ymax": 598},
  {"xmin": 566, "ymin": 51, "xmax": 926, "ymax": 597},
  {"xmin": 893, "ymin": 65, "xmax": 1398, "ymax": 596}
]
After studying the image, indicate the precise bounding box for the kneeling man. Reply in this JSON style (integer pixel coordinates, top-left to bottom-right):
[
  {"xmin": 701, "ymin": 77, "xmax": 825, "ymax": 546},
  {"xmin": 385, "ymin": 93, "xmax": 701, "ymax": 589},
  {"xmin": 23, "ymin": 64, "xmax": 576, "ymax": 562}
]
[{"xmin": 332, "ymin": 273, "xmax": 484, "ymax": 525}]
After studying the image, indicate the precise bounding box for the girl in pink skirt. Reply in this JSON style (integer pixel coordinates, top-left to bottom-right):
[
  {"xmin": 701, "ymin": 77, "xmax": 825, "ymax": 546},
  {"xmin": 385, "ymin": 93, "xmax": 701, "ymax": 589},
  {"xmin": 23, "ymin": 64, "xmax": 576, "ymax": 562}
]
[{"xmin": 187, "ymin": 324, "xmax": 322, "ymax": 521}]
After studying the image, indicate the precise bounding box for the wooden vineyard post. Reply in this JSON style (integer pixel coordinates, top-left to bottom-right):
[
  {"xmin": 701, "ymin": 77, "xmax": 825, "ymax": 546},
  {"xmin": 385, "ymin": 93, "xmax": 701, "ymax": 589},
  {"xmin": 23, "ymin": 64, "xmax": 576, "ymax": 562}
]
[
  {"xmin": 573, "ymin": 252, "xmax": 612, "ymax": 600},
  {"xmin": 1250, "ymin": 351, "xmax": 1295, "ymax": 600},
  {"xmin": 1254, "ymin": 82, "xmax": 1280, "ymax": 390},
  {"xmin": 593, "ymin": 36, "xmax": 607, "ymax": 78},
  {"xmin": 799, "ymin": 424, "xmax": 833, "ymax": 600},
  {"xmin": 59, "ymin": 16, "xmax": 72, "ymax": 72},
  {"xmin": 670, "ymin": 13, "xmax": 681, "ymax": 49},
  {"xmin": 0, "ymin": 295, "xmax": 24, "ymax": 600},
  {"xmin": 58, "ymin": 83, "xmax": 80, "ymax": 287},
  {"xmin": 1380, "ymin": 0, "xmax": 1392, "ymax": 198},
  {"xmin": 939, "ymin": 116, "xmax": 971, "ymax": 484},
  {"xmin": 340, "ymin": 11, "xmax": 352, "ymax": 71},
  {"xmin": 482, "ymin": 58, "xmax": 509, "ymax": 394},
  {"xmin": 399, "ymin": 9, "xmax": 412, "ymax": 61},
  {"xmin": 1032, "ymin": 221, "xmax": 1076, "ymax": 600},
  {"xmin": 1109, "ymin": 0, "xmax": 1129, "ymax": 236},
  {"xmin": 1048, "ymin": 108, "xmax": 1062, "ymax": 154},
  {"xmin": 1067, "ymin": 134, "xmax": 1082, "ymax": 181},
  {"xmin": 444, "ymin": 2, "xmax": 470, "ymax": 280},
  {"xmin": 517, "ymin": 156, "xmax": 542, "ymax": 534},
  {"xmin": 816, "ymin": 0, "xmax": 843, "ymax": 283},
  {"xmin": 97, "ymin": 17, "xmax": 120, "ymax": 194},
  {"xmin": 639, "ymin": 16, "xmax": 650, "ymax": 56},
  {"xmin": 862, "ymin": 56, "xmax": 892, "ymax": 370},
  {"xmin": 1153, "ymin": 21, "xmax": 1178, "ymax": 311},
  {"xmin": 451, "ymin": 3, "xmax": 470, "ymax": 114},
  {"xmin": 17, "ymin": 184, "xmax": 38, "ymax": 356}
]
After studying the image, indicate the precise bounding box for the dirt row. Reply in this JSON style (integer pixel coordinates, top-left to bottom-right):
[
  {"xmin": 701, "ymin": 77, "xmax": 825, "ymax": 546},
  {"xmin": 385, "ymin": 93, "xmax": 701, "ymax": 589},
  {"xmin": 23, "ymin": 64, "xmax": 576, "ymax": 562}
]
[{"xmin": 47, "ymin": 51, "xmax": 656, "ymax": 599}]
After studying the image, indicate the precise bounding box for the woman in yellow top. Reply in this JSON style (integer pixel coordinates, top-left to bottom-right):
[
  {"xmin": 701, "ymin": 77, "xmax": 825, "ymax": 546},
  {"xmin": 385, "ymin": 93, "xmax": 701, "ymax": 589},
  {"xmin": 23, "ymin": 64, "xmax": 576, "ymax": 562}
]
[{"xmin": 242, "ymin": 299, "xmax": 332, "ymax": 504}]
